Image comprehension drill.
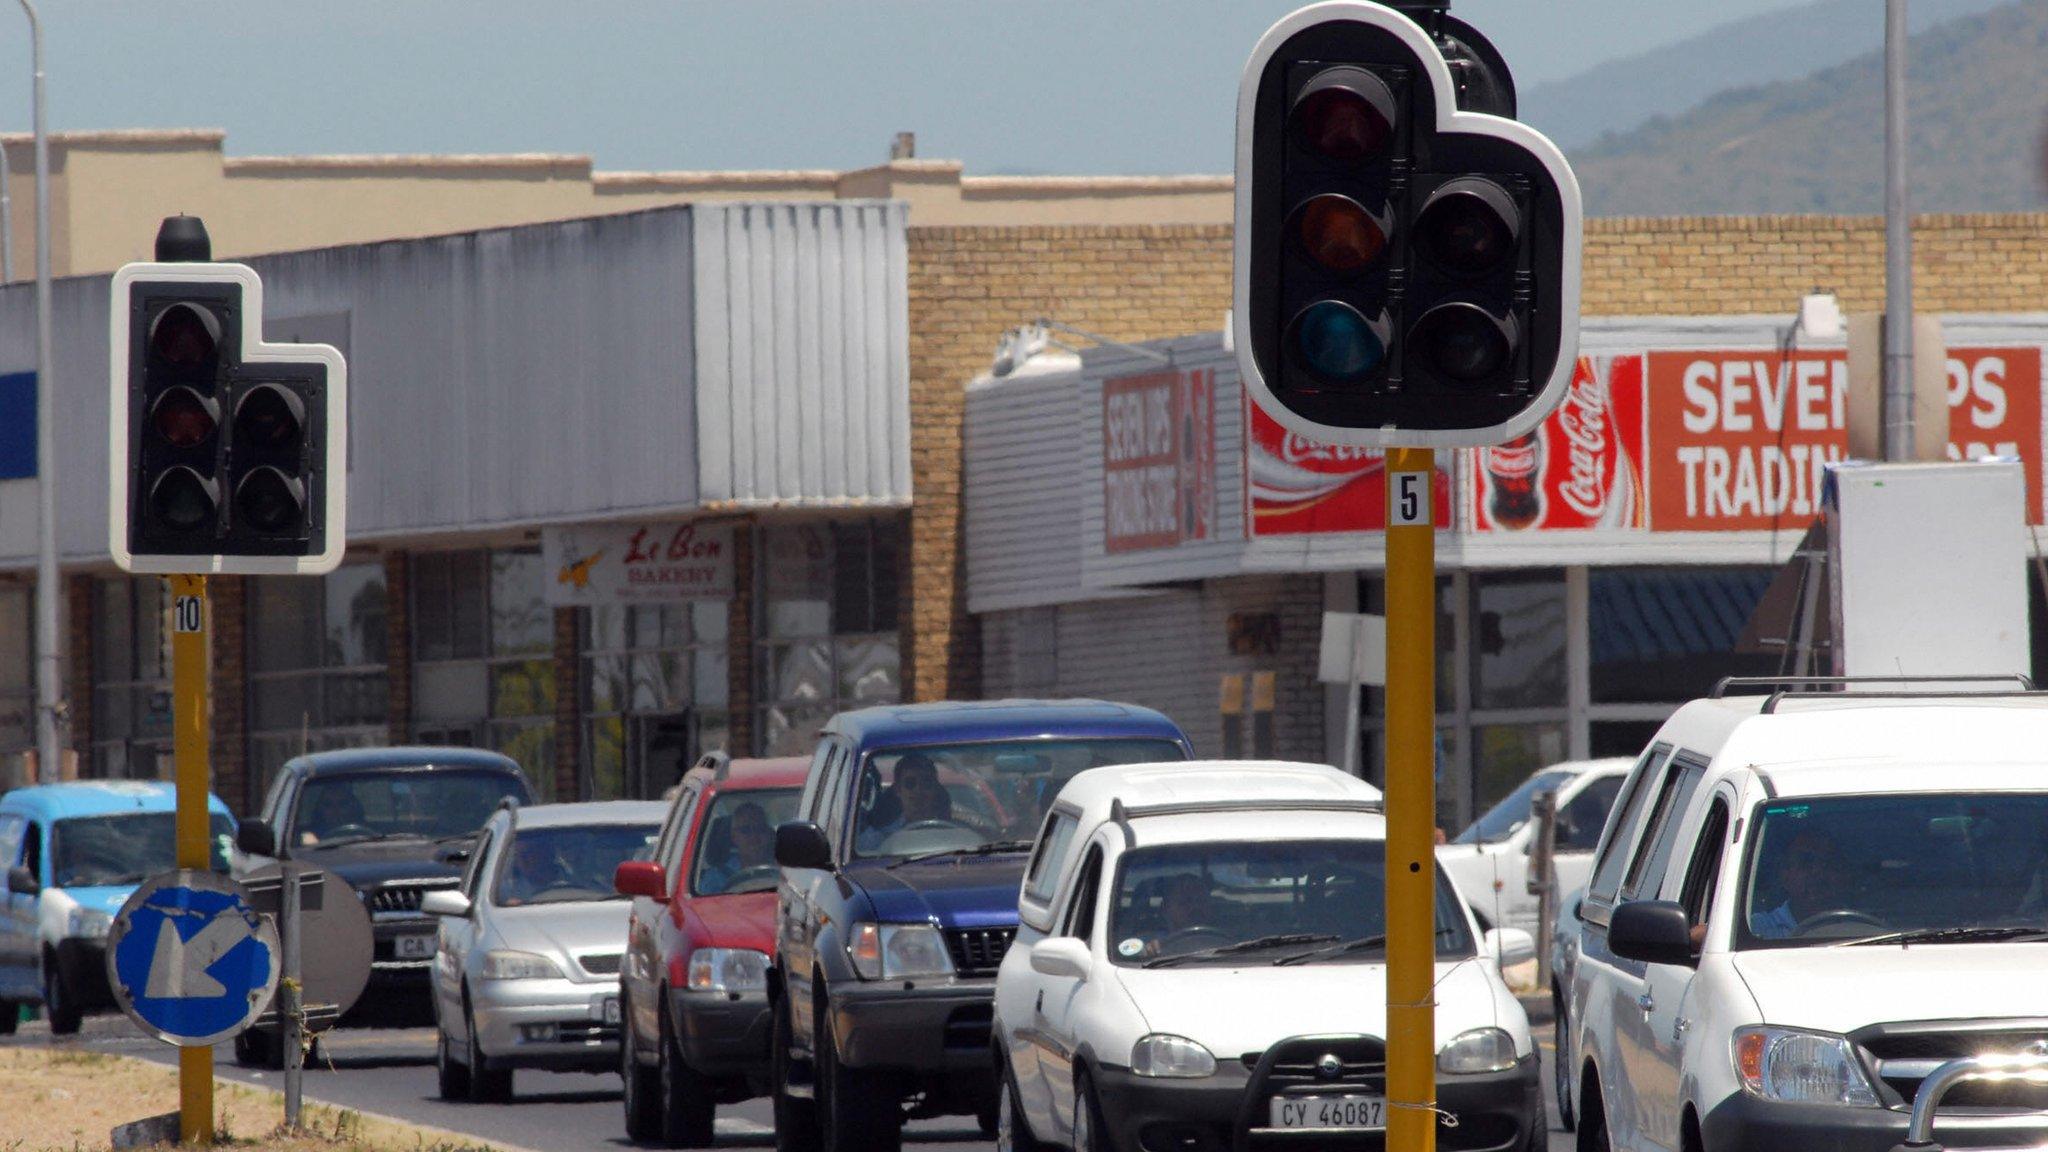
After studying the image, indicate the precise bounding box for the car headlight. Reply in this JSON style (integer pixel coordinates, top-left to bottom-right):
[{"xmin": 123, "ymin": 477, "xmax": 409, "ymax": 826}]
[
  {"xmin": 480, "ymin": 950, "xmax": 562, "ymax": 981},
  {"xmin": 1438, "ymin": 1027, "xmax": 1519, "ymax": 1074},
  {"xmin": 687, "ymin": 948, "xmax": 770, "ymax": 994},
  {"xmin": 67, "ymin": 909, "xmax": 112, "ymax": 941},
  {"xmin": 1734, "ymin": 1026, "xmax": 1881, "ymax": 1107},
  {"xmin": 847, "ymin": 922, "xmax": 954, "ymax": 981},
  {"xmin": 1131, "ymin": 1034, "xmax": 1217, "ymax": 1078}
]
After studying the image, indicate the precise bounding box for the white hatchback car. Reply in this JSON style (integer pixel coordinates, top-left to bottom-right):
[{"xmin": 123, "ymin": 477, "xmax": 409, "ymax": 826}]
[
  {"xmin": 992, "ymin": 761, "xmax": 1545, "ymax": 1152},
  {"xmin": 1568, "ymin": 682, "xmax": 2048, "ymax": 1152},
  {"xmin": 1438, "ymin": 757, "xmax": 1632, "ymax": 937}
]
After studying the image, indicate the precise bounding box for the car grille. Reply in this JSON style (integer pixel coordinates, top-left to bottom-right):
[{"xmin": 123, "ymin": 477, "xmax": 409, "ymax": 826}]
[
  {"xmin": 577, "ymin": 953, "xmax": 623, "ymax": 977},
  {"xmin": 1857, "ymin": 1024, "xmax": 2048, "ymax": 1110},
  {"xmin": 1244, "ymin": 1035, "xmax": 1388, "ymax": 1094},
  {"xmin": 364, "ymin": 879, "xmax": 457, "ymax": 915},
  {"xmin": 944, "ymin": 928, "xmax": 1015, "ymax": 977}
]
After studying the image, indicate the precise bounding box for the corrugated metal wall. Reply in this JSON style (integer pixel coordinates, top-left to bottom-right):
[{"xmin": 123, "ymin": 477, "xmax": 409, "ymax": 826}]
[{"xmin": 964, "ymin": 368, "xmax": 1090, "ymax": 612}]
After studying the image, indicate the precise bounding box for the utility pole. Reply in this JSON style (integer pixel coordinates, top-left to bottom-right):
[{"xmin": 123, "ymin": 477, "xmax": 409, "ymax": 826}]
[
  {"xmin": 1882, "ymin": 0, "xmax": 1915, "ymax": 461},
  {"xmin": 20, "ymin": 0, "xmax": 62, "ymax": 783}
]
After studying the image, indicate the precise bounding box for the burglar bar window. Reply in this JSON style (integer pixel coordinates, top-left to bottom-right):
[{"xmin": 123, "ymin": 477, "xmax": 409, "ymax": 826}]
[
  {"xmin": 245, "ymin": 563, "xmax": 390, "ymax": 794},
  {"xmin": 412, "ymin": 549, "xmax": 556, "ymax": 799},
  {"xmin": 582, "ymin": 601, "xmax": 729, "ymax": 800},
  {"xmin": 757, "ymin": 517, "xmax": 904, "ymax": 756}
]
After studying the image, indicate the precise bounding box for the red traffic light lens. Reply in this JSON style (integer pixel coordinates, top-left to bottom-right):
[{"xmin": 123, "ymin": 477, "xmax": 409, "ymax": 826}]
[
  {"xmin": 235, "ymin": 467, "xmax": 306, "ymax": 534},
  {"xmin": 148, "ymin": 304, "xmax": 221, "ymax": 371},
  {"xmin": 1294, "ymin": 194, "xmax": 1389, "ymax": 274},
  {"xmin": 234, "ymin": 385, "xmax": 305, "ymax": 450},
  {"xmin": 1410, "ymin": 302, "xmax": 1518, "ymax": 384},
  {"xmin": 1416, "ymin": 178, "xmax": 1520, "ymax": 276},
  {"xmin": 148, "ymin": 467, "xmax": 217, "ymax": 532},
  {"xmin": 148, "ymin": 387, "xmax": 218, "ymax": 449},
  {"xmin": 1288, "ymin": 300, "xmax": 1390, "ymax": 385},
  {"xmin": 1291, "ymin": 67, "xmax": 1396, "ymax": 163}
]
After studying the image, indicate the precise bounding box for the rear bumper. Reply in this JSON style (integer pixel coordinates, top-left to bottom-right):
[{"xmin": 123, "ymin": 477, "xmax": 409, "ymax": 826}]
[
  {"xmin": 826, "ymin": 978, "xmax": 996, "ymax": 1073},
  {"xmin": 671, "ymin": 987, "xmax": 772, "ymax": 1078}
]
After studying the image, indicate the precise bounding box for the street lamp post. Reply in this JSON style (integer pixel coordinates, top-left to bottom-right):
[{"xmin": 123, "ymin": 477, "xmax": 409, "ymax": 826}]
[{"xmin": 19, "ymin": 0, "xmax": 62, "ymax": 783}]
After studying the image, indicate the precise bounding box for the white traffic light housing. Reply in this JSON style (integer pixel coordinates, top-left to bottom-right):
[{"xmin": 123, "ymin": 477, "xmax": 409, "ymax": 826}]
[
  {"xmin": 110, "ymin": 223, "xmax": 347, "ymax": 575},
  {"xmin": 1234, "ymin": 1, "xmax": 1582, "ymax": 447}
]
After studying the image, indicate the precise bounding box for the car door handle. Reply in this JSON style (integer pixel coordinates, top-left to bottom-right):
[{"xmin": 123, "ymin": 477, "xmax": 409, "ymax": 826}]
[
  {"xmin": 1636, "ymin": 992, "xmax": 1655, "ymax": 1013},
  {"xmin": 1673, "ymin": 1018, "xmax": 1691, "ymax": 1042},
  {"xmin": 1035, "ymin": 990, "xmax": 1044, "ymax": 1015}
]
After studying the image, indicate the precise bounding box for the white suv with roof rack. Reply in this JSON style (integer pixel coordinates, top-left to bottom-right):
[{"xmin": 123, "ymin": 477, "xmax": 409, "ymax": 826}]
[
  {"xmin": 990, "ymin": 761, "xmax": 1546, "ymax": 1152},
  {"xmin": 1565, "ymin": 676, "xmax": 2048, "ymax": 1152}
]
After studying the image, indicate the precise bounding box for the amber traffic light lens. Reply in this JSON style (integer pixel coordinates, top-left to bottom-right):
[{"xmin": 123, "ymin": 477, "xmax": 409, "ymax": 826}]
[
  {"xmin": 149, "ymin": 387, "xmax": 218, "ymax": 449},
  {"xmin": 1295, "ymin": 194, "xmax": 1389, "ymax": 274},
  {"xmin": 1292, "ymin": 68, "xmax": 1396, "ymax": 163}
]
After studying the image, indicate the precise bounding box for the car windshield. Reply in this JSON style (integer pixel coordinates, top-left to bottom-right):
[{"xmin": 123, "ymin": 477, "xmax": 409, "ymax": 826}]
[
  {"xmin": 493, "ymin": 822, "xmax": 661, "ymax": 906},
  {"xmin": 1106, "ymin": 839, "xmax": 1475, "ymax": 966},
  {"xmin": 691, "ymin": 788, "xmax": 802, "ymax": 896},
  {"xmin": 1454, "ymin": 768, "xmax": 1575, "ymax": 845},
  {"xmin": 1738, "ymin": 793, "xmax": 2048, "ymax": 949},
  {"xmin": 294, "ymin": 770, "xmax": 529, "ymax": 847},
  {"xmin": 851, "ymin": 738, "xmax": 1185, "ymax": 858},
  {"xmin": 53, "ymin": 812, "xmax": 234, "ymax": 887}
]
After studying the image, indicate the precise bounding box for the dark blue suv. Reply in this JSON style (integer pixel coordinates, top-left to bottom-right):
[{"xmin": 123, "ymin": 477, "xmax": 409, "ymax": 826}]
[{"xmin": 769, "ymin": 700, "xmax": 1192, "ymax": 1152}]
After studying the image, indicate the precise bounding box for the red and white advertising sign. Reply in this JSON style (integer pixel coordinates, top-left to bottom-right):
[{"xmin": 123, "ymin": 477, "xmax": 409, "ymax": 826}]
[
  {"xmin": 1246, "ymin": 400, "xmax": 1453, "ymax": 534},
  {"xmin": 542, "ymin": 521, "xmax": 736, "ymax": 605},
  {"xmin": 1103, "ymin": 368, "xmax": 1216, "ymax": 553},
  {"xmin": 1473, "ymin": 355, "xmax": 1649, "ymax": 532},
  {"xmin": 1646, "ymin": 347, "xmax": 2042, "ymax": 531}
]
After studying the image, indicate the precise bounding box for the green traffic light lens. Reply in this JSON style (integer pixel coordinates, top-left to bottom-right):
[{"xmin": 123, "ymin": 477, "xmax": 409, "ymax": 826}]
[
  {"xmin": 1410, "ymin": 303, "xmax": 1517, "ymax": 384},
  {"xmin": 1416, "ymin": 179, "xmax": 1520, "ymax": 276},
  {"xmin": 148, "ymin": 304, "xmax": 221, "ymax": 371},
  {"xmin": 148, "ymin": 468, "xmax": 216, "ymax": 532},
  {"xmin": 234, "ymin": 386, "xmax": 304, "ymax": 450},
  {"xmin": 235, "ymin": 467, "xmax": 305, "ymax": 535},
  {"xmin": 1294, "ymin": 194, "xmax": 1389, "ymax": 275},
  {"xmin": 1289, "ymin": 301, "xmax": 1388, "ymax": 384}
]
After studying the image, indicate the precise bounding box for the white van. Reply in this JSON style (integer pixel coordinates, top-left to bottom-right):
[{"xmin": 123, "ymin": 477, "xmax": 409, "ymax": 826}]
[
  {"xmin": 1565, "ymin": 679, "xmax": 2048, "ymax": 1152},
  {"xmin": 991, "ymin": 761, "xmax": 1545, "ymax": 1152},
  {"xmin": 1438, "ymin": 757, "xmax": 1633, "ymax": 935}
]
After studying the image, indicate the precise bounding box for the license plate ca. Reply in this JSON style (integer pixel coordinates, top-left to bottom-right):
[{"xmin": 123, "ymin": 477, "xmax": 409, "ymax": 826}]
[
  {"xmin": 394, "ymin": 934, "xmax": 435, "ymax": 960},
  {"xmin": 1270, "ymin": 1095, "xmax": 1386, "ymax": 1130}
]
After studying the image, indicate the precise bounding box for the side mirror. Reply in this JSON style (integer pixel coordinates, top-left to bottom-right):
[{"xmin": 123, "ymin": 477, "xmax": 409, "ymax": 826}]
[
  {"xmin": 614, "ymin": 861, "xmax": 669, "ymax": 901},
  {"xmin": 1028, "ymin": 937, "xmax": 1091, "ymax": 980},
  {"xmin": 6, "ymin": 865, "xmax": 38, "ymax": 896},
  {"xmin": 236, "ymin": 819, "xmax": 278, "ymax": 859},
  {"xmin": 1484, "ymin": 927, "xmax": 1537, "ymax": 968},
  {"xmin": 775, "ymin": 822, "xmax": 833, "ymax": 872},
  {"xmin": 420, "ymin": 889, "xmax": 472, "ymax": 918},
  {"xmin": 1608, "ymin": 900, "xmax": 1696, "ymax": 967}
]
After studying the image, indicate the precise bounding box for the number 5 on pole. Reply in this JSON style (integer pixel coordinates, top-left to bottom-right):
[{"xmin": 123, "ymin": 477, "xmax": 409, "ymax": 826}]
[{"xmin": 1384, "ymin": 450, "xmax": 1438, "ymax": 1152}]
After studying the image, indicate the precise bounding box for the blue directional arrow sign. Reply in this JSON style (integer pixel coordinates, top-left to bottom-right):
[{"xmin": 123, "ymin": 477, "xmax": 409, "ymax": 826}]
[{"xmin": 106, "ymin": 870, "xmax": 279, "ymax": 1046}]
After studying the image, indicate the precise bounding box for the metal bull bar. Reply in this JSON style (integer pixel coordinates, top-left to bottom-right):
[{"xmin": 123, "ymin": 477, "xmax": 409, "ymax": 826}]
[{"xmin": 1891, "ymin": 1050, "xmax": 2048, "ymax": 1151}]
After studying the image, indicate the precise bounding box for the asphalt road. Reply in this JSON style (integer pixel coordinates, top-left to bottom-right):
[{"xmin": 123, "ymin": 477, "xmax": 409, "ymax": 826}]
[{"xmin": 8, "ymin": 1014, "xmax": 1575, "ymax": 1152}]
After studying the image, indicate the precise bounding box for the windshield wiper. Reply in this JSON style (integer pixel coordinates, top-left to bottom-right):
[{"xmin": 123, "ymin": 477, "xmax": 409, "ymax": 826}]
[
  {"xmin": 314, "ymin": 830, "xmax": 396, "ymax": 848},
  {"xmin": 1143, "ymin": 932, "xmax": 1340, "ymax": 969},
  {"xmin": 1836, "ymin": 925, "xmax": 2048, "ymax": 948},
  {"xmin": 886, "ymin": 840, "xmax": 1034, "ymax": 869},
  {"xmin": 1275, "ymin": 933, "xmax": 1389, "ymax": 966}
]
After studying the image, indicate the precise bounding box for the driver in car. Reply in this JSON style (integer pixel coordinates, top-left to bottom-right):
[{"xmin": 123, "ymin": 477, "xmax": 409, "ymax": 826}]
[
  {"xmin": 1751, "ymin": 829, "xmax": 1850, "ymax": 938},
  {"xmin": 299, "ymin": 788, "xmax": 367, "ymax": 846},
  {"xmin": 502, "ymin": 836, "xmax": 576, "ymax": 905},
  {"xmin": 699, "ymin": 803, "xmax": 776, "ymax": 893},
  {"xmin": 858, "ymin": 754, "xmax": 952, "ymax": 851},
  {"xmin": 1139, "ymin": 873, "xmax": 1217, "ymax": 958}
]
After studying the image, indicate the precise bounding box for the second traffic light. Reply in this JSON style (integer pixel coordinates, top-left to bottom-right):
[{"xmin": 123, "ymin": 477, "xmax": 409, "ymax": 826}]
[
  {"xmin": 111, "ymin": 221, "xmax": 347, "ymax": 575},
  {"xmin": 1234, "ymin": 1, "xmax": 1582, "ymax": 447}
]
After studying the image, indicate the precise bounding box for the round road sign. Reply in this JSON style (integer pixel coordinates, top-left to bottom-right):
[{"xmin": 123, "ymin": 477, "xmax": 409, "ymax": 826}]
[{"xmin": 105, "ymin": 869, "xmax": 280, "ymax": 1046}]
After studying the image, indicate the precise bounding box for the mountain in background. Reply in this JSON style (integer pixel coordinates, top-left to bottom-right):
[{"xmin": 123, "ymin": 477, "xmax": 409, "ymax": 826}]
[
  {"xmin": 1521, "ymin": 0, "xmax": 2010, "ymax": 150},
  {"xmin": 1569, "ymin": 0, "xmax": 2048, "ymax": 215}
]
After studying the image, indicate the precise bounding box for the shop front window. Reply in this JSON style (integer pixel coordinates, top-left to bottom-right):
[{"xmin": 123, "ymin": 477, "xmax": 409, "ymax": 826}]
[
  {"xmin": 1472, "ymin": 570, "xmax": 1567, "ymax": 710},
  {"xmin": 1471, "ymin": 723, "xmax": 1568, "ymax": 812},
  {"xmin": 756, "ymin": 519, "xmax": 903, "ymax": 756},
  {"xmin": 583, "ymin": 601, "xmax": 729, "ymax": 800},
  {"xmin": 246, "ymin": 564, "xmax": 390, "ymax": 791},
  {"xmin": 413, "ymin": 550, "xmax": 556, "ymax": 798}
]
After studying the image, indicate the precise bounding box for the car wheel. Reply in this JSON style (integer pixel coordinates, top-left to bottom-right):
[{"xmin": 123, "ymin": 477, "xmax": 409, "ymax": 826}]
[
  {"xmin": 770, "ymin": 991, "xmax": 820, "ymax": 1152},
  {"xmin": 0, "ymin": 1000, "xmax": 16, "ymax": 1036},
  {"xmin": 622, "ymin": 992, "xmax": 662, "ymax": 1143},
  {"xmin": 465, "ymin": 999, "xmax": 514, "ymax": 1103},
  {"xmin": 994, "ymin": 1051, "xmax": 1040, "ymax": 1152},
  {"xmin": 1577, "ymin": 1071, "xmax": 1611, "ymax": 1152},
  {"xmin": 42, "ymin": 954, "xmax": 80, "ymax": 1036},
  {"xmin": 659, "ymin": 994, "xmax": 716, "ymax": 1148},
  {"xmin": 1073, "ymin": 1068, "xmax": 1109, "ymax": 1152},
  {"xmin": 234, "ymin": 1025, "xmax": 284, "ymax": 1070},
  {"xmin": 437, "ymin": 1024, "xmax": 471, "ymax": 1101},
  {"xmin": 1553, "ymin": 988, "xmax": 1576, "ymax": 1132},
  {"xmin": 817, "ymin": 996, "xmax": 899, "ymax": 1152}
]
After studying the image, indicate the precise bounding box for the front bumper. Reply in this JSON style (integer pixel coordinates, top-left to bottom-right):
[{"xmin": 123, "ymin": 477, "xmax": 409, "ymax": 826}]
[
  {"xmin": 670, "ymin": 987, "xmax": 772, "ymax": 1078},
  {"xmin": 1701, "ymin": 1092, "xmax": 2048, "ymax": 1152},
  {"xmin": 826, "ymin": 977, "xmax": 996, "ymax": 1072},
  {"xmin": 469, "ymin": 975, "xmax": 621, "ymax": 1073},
  {"xmin": 1090, "ymin": 1054, "xmax": 1541, "ymax": 1152}
]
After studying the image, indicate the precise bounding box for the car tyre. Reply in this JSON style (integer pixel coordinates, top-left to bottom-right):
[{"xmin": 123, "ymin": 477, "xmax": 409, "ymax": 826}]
[
  {"xmin": 42, "ymin": 954, "xmax": 80, "ymax": 1036},
  {"xmin": 659, "ymin": 994, "xmax": 716, "ymax": 1148},
  {"xmin": 817, "ymin": 995, "xmax": 899, "ymax": 1152},
  {"xmin": 1073, "ymin": 1068, "xmax": 1109, "ymax": 1152},
  {"xmin": 771, "ymin": 991, "xmax": 821, "ymax": 1152},
  {"xmin": 234, "ymin": 1025, "xmax": 284, "ymax": 1070},
  {"xmin": 1577, "ymin": 1071, "xmax": 1610, "ymax": 1152},
  {"xmin": 465, "ymin": 1000, "xmax": 514, "ymax": 1103},
  {"xmin": 437, "ymin": 1024, "xmax": 471, "ymax": 1101},
  {"xmin": 994, "ymin": 1051, "xmax": 1040, "ymax": 1152},
  {"xmin": 622, "ymin": 993, "xmax": 663, "ymax": 1143},
  {"xmin": 1552, "ymin": 987, "xmax": 1576, "ymax": 1132}
]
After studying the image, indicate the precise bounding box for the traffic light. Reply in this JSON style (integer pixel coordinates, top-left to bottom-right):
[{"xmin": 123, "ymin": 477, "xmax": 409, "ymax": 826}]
[
  {"xmin": 1234, "ymin": 1, "xmax": 1582, "ymax": 447},
  {"xmin": 110, "ymin": 217, "xmax": 347, "ymax": 575}
]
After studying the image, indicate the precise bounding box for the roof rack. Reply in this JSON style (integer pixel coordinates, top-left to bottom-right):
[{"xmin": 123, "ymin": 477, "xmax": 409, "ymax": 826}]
[
  {"xmin": 1712, "ymin": 674, "xmax": 2036, "ymax": 698},
  {"xmin": 1107, "ymin": 796, "xmax": 1383, "ymax": 829},
  {"xmin": 1758, "ymin": 688, "xmax": 2048, "ymax": 715}
]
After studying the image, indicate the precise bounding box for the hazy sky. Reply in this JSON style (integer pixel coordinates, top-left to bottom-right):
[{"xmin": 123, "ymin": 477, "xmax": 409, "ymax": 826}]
[{"xmin": 12, "ymin": 0, "xmax": 1811, "ymax": 175}]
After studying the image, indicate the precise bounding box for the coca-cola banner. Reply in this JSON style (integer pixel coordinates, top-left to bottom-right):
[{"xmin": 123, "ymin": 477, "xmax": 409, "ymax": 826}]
[
  {"xmin": 1473, "ymin": 355, "xmax": 1648, "ymax": 532},
  {"xmin": 1247, "ymin": 400, "xmax": 1453, "ymax": 534},
  {"xmin": 1645, "ymin": 347, "xmax": 2042, "ymax": 531},
  {"xmin": 1103, "ymin": 368, "xmax": 1217, "ymax": 553}
]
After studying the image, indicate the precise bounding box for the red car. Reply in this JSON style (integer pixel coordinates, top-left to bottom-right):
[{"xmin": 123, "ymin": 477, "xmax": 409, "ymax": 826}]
[{"xmin": 615, "ymin": 754, "xmax": 806, "ymax": 1148}]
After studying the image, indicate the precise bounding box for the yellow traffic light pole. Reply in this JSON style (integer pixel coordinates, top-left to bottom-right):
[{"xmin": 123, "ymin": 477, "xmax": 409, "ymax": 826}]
[
  {"xmin": 169, "ymin": 574, "xmax": 213, "ymax": 1144},
  {"xmin": 1384, "ymin": 448, "xmax": 1437, "ymax": 1152}
]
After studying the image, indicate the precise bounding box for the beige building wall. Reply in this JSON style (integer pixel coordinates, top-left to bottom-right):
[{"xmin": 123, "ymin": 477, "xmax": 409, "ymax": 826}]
[{"xmin": 0, "ymin": 129, "xmax": 1232, "ymax": 279}]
